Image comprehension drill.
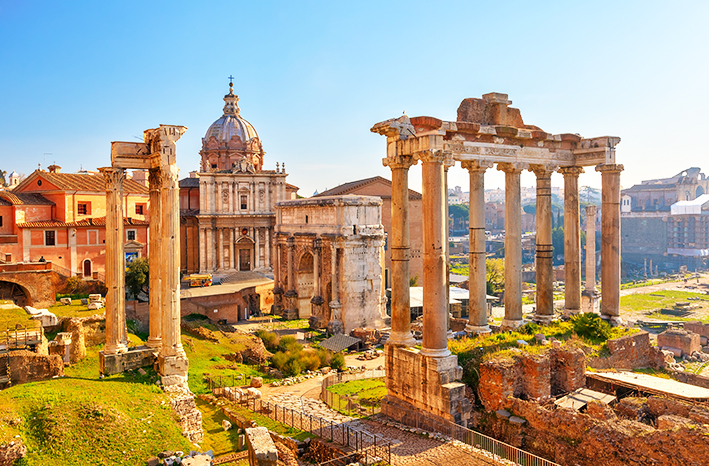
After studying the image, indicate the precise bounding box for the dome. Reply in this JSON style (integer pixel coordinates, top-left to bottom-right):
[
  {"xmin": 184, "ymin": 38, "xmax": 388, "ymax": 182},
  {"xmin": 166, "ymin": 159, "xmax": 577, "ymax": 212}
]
[{"xmin": 203, "ymin": 82, "xmax": 259, "ymax": 145}]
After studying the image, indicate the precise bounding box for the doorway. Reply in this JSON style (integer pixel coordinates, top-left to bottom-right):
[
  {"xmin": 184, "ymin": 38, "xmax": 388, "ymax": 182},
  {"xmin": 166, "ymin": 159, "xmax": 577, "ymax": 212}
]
[{"xmin": 83, "ymin": 259, "xmax": 92, "ymax": 277}]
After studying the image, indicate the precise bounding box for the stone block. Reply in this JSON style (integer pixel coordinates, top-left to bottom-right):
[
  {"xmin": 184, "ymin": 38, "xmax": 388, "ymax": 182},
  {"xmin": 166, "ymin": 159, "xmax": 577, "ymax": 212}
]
[
  {"xmin": 246, "ymin": 426, "xmax": 278, "ymax": 466},
  {"xmin": 509, "ymin": 416, "xmax": 526, "ymax": 426},
  {"xmin": 88, "ymin": 294, "xmax": 102, "ymax": 303},
  {"xmin": 657, "ymin": 414, "xmax": 696, "ymax": 430},
  {"xmin": 657, "ymin": 329, "xmax": 701, "ymax": 357},
  {"xmin": 222, "ymin": 420, "xmax": 232, "ymax": 431},
  {"xmin": 87, "ymin": 302, "xmax": 104, "ymax": 310},
  {"xmin": 60, "ymin": 297, "xmax": 72, "ymax": 305},
  {"xmin": 145, "ymin": 457, "xmax": 159, "ymax": 466},
  {"xmin": 99, "ymin": 346, "xmax": 156, "ymax": 376},
  {"xmin": 250, "ymin": 376, "xmax": 263, "ymax": 388}
]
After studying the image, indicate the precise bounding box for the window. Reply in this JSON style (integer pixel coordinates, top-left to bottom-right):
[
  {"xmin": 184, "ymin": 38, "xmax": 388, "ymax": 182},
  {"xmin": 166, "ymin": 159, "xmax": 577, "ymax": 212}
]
[
  {"xmin": 45, "ymin": 230, "xmax": 55, "ymax": 246},
  {"xmin": 87, "ymin": 229, "xmax": 99, "ymax": 245},
  {"xmin": 127, "ymin": 229, "xmax": 137, "ymax": 241},
  {"xmin": 240, "ymin": 195, "xmax": 248, "ymax": 210},
  {"xmin": 77, "ymin": 203, "xmax": 90, "ymax": 215},
  {"xmin": 0, "ymin": 216, "xmax": 3, "ymax": 227},
  {"xmin": 135, "ymin": 204, "xmax": 144, "ymax": 215}
]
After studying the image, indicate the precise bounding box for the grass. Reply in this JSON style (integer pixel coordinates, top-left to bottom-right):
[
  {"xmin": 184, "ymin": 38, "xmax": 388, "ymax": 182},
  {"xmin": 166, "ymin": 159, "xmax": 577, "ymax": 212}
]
[
  {"xmin": 1, "ymin": 299, "xmax": 103, "ymax": 332},
  {"xmin": 327, "ymin": 378, "xmax": 387, "ymax": 402},
  {"xmin": 221, "ymin": 400, "xmax": 314, "ymax": 442},
  {"xmin": 48, "ymin": 300, "xmax": 102, "ymax": 319},
  {"xmin": 195, "ymin": 398, "xmax": 244, "ymax": 457},
  {"xmin": 620, "ymin": 290, "xmax": 709, "ymax": 314},
  {"xmin": 0, "ymin": 304, "xmax": 35, "ymax": 330},
  {"xmin": 261, "ymin": 317, "xmax": 311, "ymax": 330}
]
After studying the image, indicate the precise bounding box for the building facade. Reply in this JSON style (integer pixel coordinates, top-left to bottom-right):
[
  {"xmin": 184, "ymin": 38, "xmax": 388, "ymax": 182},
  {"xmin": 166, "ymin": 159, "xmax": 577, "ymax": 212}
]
[{"xmin": 179, "ymin": 83, "xmax": 298, "ymax": 274}]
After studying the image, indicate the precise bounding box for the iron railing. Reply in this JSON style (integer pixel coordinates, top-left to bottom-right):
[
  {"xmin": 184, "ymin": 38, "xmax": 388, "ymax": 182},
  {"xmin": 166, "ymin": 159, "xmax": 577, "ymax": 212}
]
[{"xmin": 320, "ymin": 369, "xmax": 386, "ymax": 417}]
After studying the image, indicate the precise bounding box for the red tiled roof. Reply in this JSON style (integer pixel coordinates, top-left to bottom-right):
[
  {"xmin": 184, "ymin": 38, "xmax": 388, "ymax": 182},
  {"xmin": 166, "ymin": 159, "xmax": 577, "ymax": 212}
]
[
  {"xmin": 17, "ymin": 217, "xmax": 148, "ymax": 228},
  {"xmin": 0, "ymin": 191, "xmax": 54, "ymax": 205},
  {"xmin": 16, "ymin": 170, "xmax": 148, "ymax": 195},
  {"xmin": 314, "ymin": 176, "xmax": 422, "ymax": 200}
]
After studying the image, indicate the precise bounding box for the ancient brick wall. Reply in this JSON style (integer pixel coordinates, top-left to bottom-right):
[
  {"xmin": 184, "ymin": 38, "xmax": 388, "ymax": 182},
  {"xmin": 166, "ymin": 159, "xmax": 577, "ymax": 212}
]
[
  {"xmin": 8, "ymin": 350, "xmax": 63, "ymax": 384},
  {"xmin": 685, "ymin": 321, "xmax": 709, "ymax": 338},
  {"xmin": 550, "ymin": 346, "xmax": 586, "ymax": 394},
  {"xmin": 657, "ymin": 329, "xmax": 701, "ymax": 356},
  {"xmin": 588, "ymin": 331, "xmax": 665, "ymax": 370}
]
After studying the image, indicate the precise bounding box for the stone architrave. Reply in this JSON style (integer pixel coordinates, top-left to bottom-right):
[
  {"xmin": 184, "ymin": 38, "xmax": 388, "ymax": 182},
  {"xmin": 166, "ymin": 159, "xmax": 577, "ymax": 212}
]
[
  {"xmin": 382, "ymin": 154, "xmax": 418, "ymax": 347},
  {"xmin": 100, "ymin": 167, "xmax": 128, "ymax": 355},
  {"xmin": 596, "ymin": 164, "xmax": 624, "ymax": 324},
  {"xmin": 531, "ymin": 164, "xmax": 556, "ymax": 323},
  {"xmin": 461, "ymin": 160, "xmax": 493, "ymax": 334},
  {"xmin": 560, "ymin": 166, "xmax": 584, "ymax": 315},
  {"xmin": 416, "ymin": 149, "xmax": 452, "ymax": 358},
  {"xmin": 147, "ymin": 168, "xmax": 162, "ymax": 351},
  {"xmin": 498, "ymin": 162, "xmax": 527, "ymax": 330}
]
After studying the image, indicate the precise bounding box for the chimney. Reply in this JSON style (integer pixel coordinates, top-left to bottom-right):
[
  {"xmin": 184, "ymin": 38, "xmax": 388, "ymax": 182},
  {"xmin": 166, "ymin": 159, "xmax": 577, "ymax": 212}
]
[{"xmin": 47, "ymin": 164, "xmax": 61, "ymax": 173}]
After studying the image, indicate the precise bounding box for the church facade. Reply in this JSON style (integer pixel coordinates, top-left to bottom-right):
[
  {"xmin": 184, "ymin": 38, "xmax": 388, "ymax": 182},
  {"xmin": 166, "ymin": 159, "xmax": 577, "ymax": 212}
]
[{"xmin": 180, "ymin": 83, "xmax": 298, "ymax": 274}]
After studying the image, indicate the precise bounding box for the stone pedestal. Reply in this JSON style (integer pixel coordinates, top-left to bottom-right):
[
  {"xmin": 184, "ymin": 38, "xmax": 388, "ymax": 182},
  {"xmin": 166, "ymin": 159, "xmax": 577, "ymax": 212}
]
[
  {"xmin": 383, "ymin": 345, "xmax": 471, "ymax": 426},
  {"xmin": 308, "ymin": 296, "xmax": 326, "ymax": 329},
  {"xmin": 100, "ymin": 346, "xmax": 156, "ymax": 376},
  {"xmin": 582, "ymin": 290, "xmax": 601, "ymax": 314}
]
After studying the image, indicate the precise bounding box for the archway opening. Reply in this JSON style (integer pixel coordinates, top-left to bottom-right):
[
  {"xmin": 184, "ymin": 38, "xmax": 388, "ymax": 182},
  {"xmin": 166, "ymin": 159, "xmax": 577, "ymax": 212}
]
[
  {"xmin": 297, "ymin": 252, "xmax": 314, "ymax": 318},
  {"xmin": 0, "ymin": 280, "xmax": 31, "ymax": 308},
  {"xmin": 83, "ymin": 259, "xmax": 92, "ymax": 278}
]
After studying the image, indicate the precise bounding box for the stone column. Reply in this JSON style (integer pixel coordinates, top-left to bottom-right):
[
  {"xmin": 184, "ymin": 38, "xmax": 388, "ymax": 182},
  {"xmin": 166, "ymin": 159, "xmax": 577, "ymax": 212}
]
[
  {"xmin": 265, "ymin": 228, "xmax": 271, "ymax": 269},
  {"xmin": 418, "ymin": 150, "xmax": 451, "ymax": 358},
  {"xmin": 100, "ymin": 167, "xmax": 128, "ymax": 355},
  {"xmin": 310, "ymin": 237, "xmax": 325, "ymax": 327},
  {"xmin": 198, "ymin": 227, "xmax": 206, "ymax": 273},
  {"xmin": 596, "ymin": 164, "xmax": 624, "ymax": 324},
  {"xmin": 147, "ymin": 168, "xmax": 162, "ymax": 351},
  {"xmin": 159, "ymin": 164, "xmax": 188, "ymax": 380},
  {"xmin": 217, "ymin": 181, "xmax": 223, "ymax": 213},
  {"xmin": 498, "ymin": 162, "xmax": 526, "ymax": 329},
  {"xmin": 585, "ymin": 205, "xmax": 597, "ymax": 292},
  {"xmin": 218, "ymin": 228, "xmax": 224, "ymax": 270},
  {"xmin": 229, "ymin": 182, "xmax": 234, "ymax": 213},
  {"xmin": 208, "ymin": 177, "xmax": 215, "ymax": 213},
  {"xmin": 229, "ymin": 228, "xmax": 235, "ymax": 270},
  {"xmin": 284, "ymin": 236, "xmax": 298, "ymax": 314},
  {"xmin": 560, "ymin": 167, "xmax": 584, "ymax": 315},
  {"xmin": 206, "ymin": 227, "xmax": 213, "ymax": 272},
  {"xmin": 382, "ymin": 155, "xmax": 417, "ymax": 347},
  {"xmin": 462, "ymin": 161, "xmax": 492, "ymax": 334},
  {"xmin": 532, "ymin": 165, "xmax": 555, "ymax": 323},
  {"xmin": 255, "ymin": 227, "xmax": 261, "ymax": 269},
  {"xmin": 266, "ymin": 181, "xmax": 271, "ymax": 211},
  {"xmin": 199, "ymin": 180, "xmax": 206, "ymax": 212},
  {"xmin": 327, "ymin": 242, "xmax": 343, "ymax": 334}
]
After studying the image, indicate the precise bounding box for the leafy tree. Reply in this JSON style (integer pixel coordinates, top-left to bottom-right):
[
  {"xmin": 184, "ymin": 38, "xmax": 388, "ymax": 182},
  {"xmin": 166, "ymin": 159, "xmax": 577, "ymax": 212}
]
[
  {"xmin": 449, "ymin": 203, "xmax": 469, "ymax": 220},
  {"xmin": 0, "ymin": 169, "xmax": 6, "ymax": 187},
  {"xmin": 523, "ymin": 204, "xmax": 536, "ymax": 215},
  {"xmin": 409, "ymin": 273, "xmax": 419, "ymax": 287},
  {"xmin": 125, "ymin": 257, "xmax": 149, "ymax": 299},
  {"xmin": 486, "ymin": 258, "xmax": 505, "ymax": 295}
]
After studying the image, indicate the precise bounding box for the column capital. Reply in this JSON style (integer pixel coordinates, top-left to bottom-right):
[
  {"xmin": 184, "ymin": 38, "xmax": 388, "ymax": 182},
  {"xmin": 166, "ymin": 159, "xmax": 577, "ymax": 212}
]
[
  {"xmin": 414, "ymin": 149, "xmax": 450, "ymax": 164},
  {"xmin": 286, "ymin": 236, "xmax": 296, "ymax": 248},
  {"xmin": 160, "ymin": 165, "xmax": 180, "ymax": 188},
  {"xmin": 98, "ymin": 167, "xmax": 125, "ymax": 190},
  {"xmin": 461, "ymin": 160, "xmax": 494, "ymax": 173},
  {"xmin": 586, "ymin": 204, "xmax": 598, "ymax": 215},
  {"xmin": 595, "ymin": 163, "xmax": 624, "ymax": 173},
  {"xmin": 382, "ymin": 155, "xmax": 417, "ymax": 170},
  {"xmin": 148, "ymin": 167, "xmax": 162, "ymax": 192},
  {"xmin": 496, "ymin": 162, "xmax": 528, "ymax": 174},
  {"xmin": 529, "ymin": 164, "xmax": 557, "ymax": 178},
  {"xmin": 559, "ymin": 166, "xmax": 585, "ymax": 177}
]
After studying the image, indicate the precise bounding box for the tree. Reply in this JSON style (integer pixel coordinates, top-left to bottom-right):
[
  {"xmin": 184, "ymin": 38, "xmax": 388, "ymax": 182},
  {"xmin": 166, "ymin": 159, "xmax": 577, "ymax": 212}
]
[
  {"xmin": 486, "ymin": 258, "xmax": 505, "ymax": 295},
  {"xmin": 125, "ymin": 257, "xmax": 149, "ymax": 300},
  {"xmin": 449, "ymin": 203, "xmax": 469, "ymax": 220},
  {"xmin": 0, "ymin": 170, "xmax": 6, "ymax": 187}
]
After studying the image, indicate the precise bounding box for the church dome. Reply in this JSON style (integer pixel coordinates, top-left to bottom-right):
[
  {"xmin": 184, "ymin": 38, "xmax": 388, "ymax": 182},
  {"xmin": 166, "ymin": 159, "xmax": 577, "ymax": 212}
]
[{"xmin": 203, "ymin": 82, "xmax": 259, "ymax": 145}]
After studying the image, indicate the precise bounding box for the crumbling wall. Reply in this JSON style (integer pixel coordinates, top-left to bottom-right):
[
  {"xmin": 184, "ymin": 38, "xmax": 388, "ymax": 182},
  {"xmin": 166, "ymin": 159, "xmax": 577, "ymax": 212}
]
[
  {"xmin": 164, "ymin": 384, "xmax": 203, "ymax": 444},
  {"xmin": 588, "ymin": 331, "xmax": 665, "ymax": 370},
  {"xmin": 62, "ymin": 314, "xmax": 105, "ymax": 363},
  {"xmin": 550, "ymin": 346, "xmax": 585, "ymax": 394},
  {"xmin": 8, "ymin": 350, "xmax": 64, "ymax": 384}
]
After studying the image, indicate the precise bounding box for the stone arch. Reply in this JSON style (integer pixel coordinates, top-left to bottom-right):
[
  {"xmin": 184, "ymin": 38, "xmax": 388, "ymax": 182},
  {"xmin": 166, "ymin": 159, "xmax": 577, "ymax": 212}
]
[
  {"xmin": 0, "ymin": 280, "xmax": 32, "ymax": 308},
  {"xmin": 697, "ymin": 186, "xmax": 705, "ymax": 197},
  {"xmin": 297, "ymin": 252, "xmax": 314, "ymax": 317}
]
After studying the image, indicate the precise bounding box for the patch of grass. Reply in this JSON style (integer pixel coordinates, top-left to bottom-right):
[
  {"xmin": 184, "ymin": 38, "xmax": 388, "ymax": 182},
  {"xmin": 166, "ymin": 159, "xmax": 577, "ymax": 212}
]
[
  {"xmin": 48, "ymin": 300, "xmax": 103, "ymax": 319},
  {"xmin": 223, "ymin": 401, "xmax": 314, "ymax": 442},
  {"xmin": 263, "ymin": 318, "xmax": 311, "ymax": 330},
  {"xmin": 620, "ymin": 290, "xmax": 709, "ymax": 313},
  {"xmin": 195, "ymin": 398, "xmax": 243, "ymax": 457},
  {"xmin": 0, "ymin": 305, "xmax": 34, "ymax": 330},
  {"xmin": 633, "ymin": 367, "xmax": 672, "ymax": 379},
  {"xmin": 327, "ymin": 378, "xmax": 387, "ymax": 402}
]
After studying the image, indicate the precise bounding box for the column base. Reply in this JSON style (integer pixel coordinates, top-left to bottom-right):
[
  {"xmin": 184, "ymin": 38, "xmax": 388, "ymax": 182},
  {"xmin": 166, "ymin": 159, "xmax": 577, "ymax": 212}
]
[
  {"xmin": 532, "ymin": 314, "xmax": 555, "ymax": 325},
  {"xmin": 500, "ymin": 318, "xmax": 525, "ymax": 331},
  {"xmin": 420, "ymin": 347, "xmax": 451, "ymax": 358},
  {"xmin": 99, "ymin": 346, "xmax": 156, "ymax": 376},
  {"xmin": 103, "ymin": 343, "xmax": 128, "ymax": 356},
  {"xmin": 386, "ymin": 331, "xmax": 417, "ymax": 348},
  {"xmin": 465, "ymin": 324, "xmax": 491, "ymax": 335},
  {"xmin": 158, "ymin": 353, "xmax": 189, "ymax": 386},
  {"xmin": 563, "ymin": 307, "xmax": 582, "ymax": 317},
  {"xmin": 601, "ymin": 314, "xmax": 624, "ymax": 326},
  {"xmin": 146, "ymin": 338, "xmax": 162, "ymax": 354}
]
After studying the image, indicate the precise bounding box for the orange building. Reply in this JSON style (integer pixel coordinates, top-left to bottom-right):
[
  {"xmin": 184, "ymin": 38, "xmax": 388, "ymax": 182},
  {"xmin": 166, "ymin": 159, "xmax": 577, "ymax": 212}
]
[{"xmin": 0, "ymin": 165, "xmax": 149, "ymax": 278}]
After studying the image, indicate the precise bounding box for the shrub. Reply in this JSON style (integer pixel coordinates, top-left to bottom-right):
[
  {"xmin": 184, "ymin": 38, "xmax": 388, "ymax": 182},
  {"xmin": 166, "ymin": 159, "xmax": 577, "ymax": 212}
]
[
  {"xmin": 277, "ymin": 335, "xmax": 301, "ymax": 353},
  {"xmin": 520, "ymin": 322, "xmax": 540, "ymax": 335},
  {"xmin": 255, "ymin": 330, "xmax": 279, "ymax": 350},
  {"xmin": 284, "ymin": 358, "xmax": 304, "ymax": 377},
  {"xmin": 330, "ymin": 352, "xmax": 346, "ymax": 371},
  {"xmin": 271, "ymin": 352, "xmax": 289, "ymax": 372},
  {"xmin": 571, "ymin": 312, "xmax": 612, "ymax": 342}
]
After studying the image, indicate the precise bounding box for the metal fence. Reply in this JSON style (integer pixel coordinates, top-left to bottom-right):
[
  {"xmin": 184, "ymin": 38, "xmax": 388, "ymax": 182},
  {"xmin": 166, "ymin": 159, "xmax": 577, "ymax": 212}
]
[
  {"xmin": 320, "ymin": 369, "xmax": 386, "ymax": 417},
  {"xmin": 204, "ymin": 373, "xmax": 256, "ymax": 391},
  {"xmin": 382, "ymin": 403, "xmax": 560, "ymax": 466},
  {"xmin": 213, "ymin": 387, "xmax": 391, "ymax": 464}
]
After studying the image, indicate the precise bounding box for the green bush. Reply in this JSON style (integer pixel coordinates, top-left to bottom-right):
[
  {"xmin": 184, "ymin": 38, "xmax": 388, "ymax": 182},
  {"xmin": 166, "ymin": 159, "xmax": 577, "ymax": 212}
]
[
  {"xmin": 571, "ymin": 312, "xmax": 612, "ymax": 342},
  {"xmin": 330, "ymin": 352, "xmax": 346, "ymax": 371},
  {"xmin": 284, "ymin": 358, "xmax": 304, "ymax": 376},
  {"xmin": 277, "ymin": 335, "xmax": 301, "ymax": 353},
  {"xmin": 520, "ymin": 322, "xmax": 540, "ymax": 335},
  {"xmin": 255, "ymin": 330, "xmax": 279, "ymax": 351}
]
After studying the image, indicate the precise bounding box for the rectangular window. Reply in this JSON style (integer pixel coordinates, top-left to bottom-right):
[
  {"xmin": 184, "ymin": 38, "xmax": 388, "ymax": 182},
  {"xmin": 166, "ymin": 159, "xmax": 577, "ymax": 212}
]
[
  {"xmin": 45, "ymin": 230, "xmax": 56, "ymax": 246},
  {"xmin": 135, "ymin": 204, "xmax": 145, "ymax": 215},
  {"xmin": 87, "ymin": 229, "xmax": 99, "ymax": 245},
  {"xmin": 77, "ymin": 203, "xmax": 90, "ymax": 215},
  {"xmin": 0, "ymin": 216, "xmax": 3, "ymax": 227},
  {"xmin": 240, "ymin": 195, "xmax": 248, "ymax": 210},
  {"xmin": 127, "ymin": 229, "xmax": 137, "ymax": 241}
]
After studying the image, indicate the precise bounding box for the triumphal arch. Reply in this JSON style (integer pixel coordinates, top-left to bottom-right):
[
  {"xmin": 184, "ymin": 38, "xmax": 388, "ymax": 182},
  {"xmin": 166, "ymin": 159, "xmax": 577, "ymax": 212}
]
[
  {"xmin": 99, "ymin": 125, "xmax": 189, "ymax": 386},
  {"xmin": 373, "ymin": 93, "xmax": 622, "ymax": 426}
]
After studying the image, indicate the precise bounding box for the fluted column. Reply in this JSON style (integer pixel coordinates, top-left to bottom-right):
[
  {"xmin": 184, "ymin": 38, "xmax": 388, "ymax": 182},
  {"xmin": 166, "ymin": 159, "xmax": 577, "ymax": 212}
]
[
  {"xmin": 206, "ymin": 226, "xmax": 213, "ymax": 272},
  {"xmin": 217, "ymin": 181, "xmax": 223, "ymax": 213},
  {"xmin": 265, "ymin": 228, "xmax": 271, "ymax": 269},
  {"xmin": 313, "ymin": 238, "xmax": 321, "ymax": 297},
  {"xmin": 597, "ymin": 164, "xmax": 624, "ymax": 323},
  {"xmin": 100, "ymin": 167, "xmax": 128, "ymax": 355},
  {"xmin": 255, "ymin": 228, "xmax": 261, "ymax": 269},
  {"xmin": 532, "ymin": 165, "xmax": 555, "ymax": 323},
  {"xmin": 498, "ymin": 162, "xmax": 527, "ymax": 329},
  {"xmin": 198, "ymin": 227, "xmax": 206, "ymax": 273},
  {"xmin": 147, "ymin": 168, "xmax": 162, "ymax": 351},
  {"xmin": 229, "ymin": 228, "xmax": 235, "ymax": 270},
  {"xmin": 585, "ymin": 205, "xmax": 597, "ymax": 292},
  {"xmin": 462, "ymin": 161, "xmax": 492, "ymax": 334},
  {"xmin": 382, "ymin": 155, "xmax": 417, "ymax": 347},
  {"xmin": 159, "ymin": 164, "xmax": 187, "ymax": 363},
  {"xmin": 417, "ymin": 150, "xmax": 451, "ymax": 358},
  {"xmin": 218, "ymin": 228, "xmax": 224, "ymax": 270},
  {"xmin": 560, "ymin": 166, "xmax": 584, "ymax": 314}
]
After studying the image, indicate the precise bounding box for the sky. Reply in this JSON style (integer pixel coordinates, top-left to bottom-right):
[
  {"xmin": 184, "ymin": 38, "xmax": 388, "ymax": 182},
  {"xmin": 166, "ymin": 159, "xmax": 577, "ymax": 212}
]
[{"xmin": 1, "ymin": 1, "xmax": 708, "ymax": 197}]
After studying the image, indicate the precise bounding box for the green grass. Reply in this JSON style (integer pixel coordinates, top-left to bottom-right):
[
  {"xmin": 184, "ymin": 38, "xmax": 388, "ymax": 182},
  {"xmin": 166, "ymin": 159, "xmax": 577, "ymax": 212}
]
[
  {"xmin": 48, "ymin": 300, "xmax": 102, "ymax": 319},
  {"xmin": 196, "ymin": 398, "xmax": 244, "ymax": 457},
  {"xmin": 1, "ymin": 299, "xmax": 103, "ymax": 332},
  {"xmin": 0, "ymin": 305, "xmax": 35, "ymax": 330},
  {"xmin": 222, "ymin": 400, "xmax": 314, "ymax": 442},
  {"xmin": 620, "ymin": 277, "xmax": 685, "ymax": 290},
  {"xmin": 620, "ymin": 290, "xmax": 709, "ymax": 314},
  {"xmin": 327, "ymin": 378, "xmax": 387, "ymax": 402},
  {"xmin": 262, "ymin": 318, "xmax": 311, "ymax": 330}
]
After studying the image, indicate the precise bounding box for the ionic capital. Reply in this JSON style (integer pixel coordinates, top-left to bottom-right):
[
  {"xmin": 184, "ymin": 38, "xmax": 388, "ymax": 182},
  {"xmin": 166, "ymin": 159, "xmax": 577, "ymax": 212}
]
[
  {"xmin": 460, "ymin": 160, "xmax": 494, "ymax": 173},
  {"xmin": 529, "ymin": 164, "xmax": 557, "ymax": 179},
  {"xmin": 414, "ymin": 149, "xmax": 449, "ymax": 164},
  {"xmin": 382, "ymin": 155, "xmax": 417, "ymax": 170},
  {"xmin": 595, "ymin": 163, "xmax": 624, "ymax": 174},
  {"xmin": 496, "ymin": 162, "xmax": 528, "ymax": 174},
  {"xmin": 99, "ymin": 167, "xmax": 125, "ymax": 192},
  {"xmin": 559, "ymin": 166, "xmax": 585, "ymax": 177}
]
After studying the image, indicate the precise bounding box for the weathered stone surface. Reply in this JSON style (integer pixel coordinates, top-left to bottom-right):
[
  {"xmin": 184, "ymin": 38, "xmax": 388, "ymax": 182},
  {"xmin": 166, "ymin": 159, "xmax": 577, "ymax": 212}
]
[
  {"xmin": 684, "ymin": 321, "xmax": 709, "ymax": 338},
  {"xmin": 62, "ymin": 314, "xmax": 105, "ymax": 363},
  {"xmin": 479, "ymin": 358, "xmax": 518, "ymax": 411},
  {"xmin": 59, "ymin": 297, "xmax": 72, "ymax": 305},
  {"xmin": 0, "ymin": 439, "xmax": 26, "ymax": 466},
  {"xmin": 550, "ymin": 346, "xmax": 586, "ymax": 395},
  {"xmin": 99, "ymin": 346, "xmax": 155, "ymax": 376},
  {"xmin": 222, "ymin": 420, "xmax": 232, "ymax": 431},
  {"xmin": 164, "ymin": 383, "xmax": 204, "ymax": 444},
  {"xmin": 250, "ymin": 376, "xmax": 263, "ymax": 388},
  {"xmin": 520, "ymin": 354, "xmax": 551, "ymax": 402},
  {"xmin": 8, "ymin": 350, "xmax": 63, "ymax": 384},
  {"xmin": 585, "ymin": 400, "xmax": 616, "ymax": 421},
  {"xmin": 658, "ymin": 329, "xmax": 701, "ymax": 357},
  {"xmin": 656, "ymin": 414, "xmax": 696, "ymax": 430},
  {"xmin": 246, "ymin": 426, "xmax": 277, "ymax": 466},
  {"xmin": 613, "ymin": 397, "xmax": 648, "ymax": 421},
  {"xmin": 588, "ymin": 331, "xmax": 665, "ymax": 370}
]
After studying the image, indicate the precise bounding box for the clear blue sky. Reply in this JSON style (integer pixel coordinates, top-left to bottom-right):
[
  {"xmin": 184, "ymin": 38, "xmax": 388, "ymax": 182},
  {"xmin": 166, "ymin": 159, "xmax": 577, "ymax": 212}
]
[{"xmin": 1, "ymin": 1, "xmax": 708, "ymax": 196}]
